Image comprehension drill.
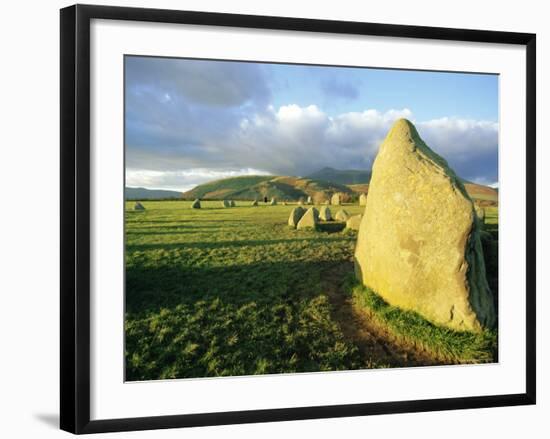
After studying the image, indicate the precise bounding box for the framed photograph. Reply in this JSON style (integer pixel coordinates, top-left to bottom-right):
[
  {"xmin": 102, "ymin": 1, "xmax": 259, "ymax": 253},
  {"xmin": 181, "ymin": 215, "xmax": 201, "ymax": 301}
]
[{"xmin": 60, "ymin": 4, "xmax": 536, "ymax": 434}]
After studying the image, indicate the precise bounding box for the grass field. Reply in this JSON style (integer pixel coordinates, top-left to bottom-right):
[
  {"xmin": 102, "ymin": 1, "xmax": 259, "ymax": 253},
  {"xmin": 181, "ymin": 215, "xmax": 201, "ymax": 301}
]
[{"xmin": 125, "ymin": 200, "xmax": 498, "ymax": 381}]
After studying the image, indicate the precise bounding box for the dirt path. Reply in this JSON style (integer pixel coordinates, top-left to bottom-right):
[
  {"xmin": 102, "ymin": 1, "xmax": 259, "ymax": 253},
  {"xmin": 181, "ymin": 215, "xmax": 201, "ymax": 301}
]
[{"xmin": 322, "ymin": 261, "xmax": 441, "ymax": 368}]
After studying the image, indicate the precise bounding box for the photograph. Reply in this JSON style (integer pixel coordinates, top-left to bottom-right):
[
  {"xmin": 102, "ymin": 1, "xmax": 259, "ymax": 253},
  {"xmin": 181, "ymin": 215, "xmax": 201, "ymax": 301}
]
[{"xmin": 124, "ymin": 55, "xmax": 499, "ymax": 382}]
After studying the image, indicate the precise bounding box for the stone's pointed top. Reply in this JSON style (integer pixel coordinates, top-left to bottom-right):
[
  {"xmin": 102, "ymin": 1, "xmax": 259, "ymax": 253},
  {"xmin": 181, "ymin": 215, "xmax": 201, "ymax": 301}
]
[
  {"xmin": 392, "ymin": 117, "xmax": 414, "ymax": 130},
  {"xmin": 382, "ymin": 118, "xmax": 459, "ymax": 188},
  {"xmin": 387, "ymin": 118, "xmax": 421, "ymax": 144}
]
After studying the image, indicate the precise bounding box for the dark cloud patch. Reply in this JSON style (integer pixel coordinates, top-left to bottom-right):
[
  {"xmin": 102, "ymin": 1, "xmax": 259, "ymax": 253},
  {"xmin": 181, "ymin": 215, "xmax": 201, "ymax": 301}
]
[{"xmin": 125, "ymin": 56, "xmax": 270, "ymax": 108}]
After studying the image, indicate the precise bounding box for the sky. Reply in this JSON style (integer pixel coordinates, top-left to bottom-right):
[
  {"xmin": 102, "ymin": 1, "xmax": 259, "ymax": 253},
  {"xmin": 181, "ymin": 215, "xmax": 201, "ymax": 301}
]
[{"xmin": 125, "ymin": 56, "xmax": 499, "ymax": 192}]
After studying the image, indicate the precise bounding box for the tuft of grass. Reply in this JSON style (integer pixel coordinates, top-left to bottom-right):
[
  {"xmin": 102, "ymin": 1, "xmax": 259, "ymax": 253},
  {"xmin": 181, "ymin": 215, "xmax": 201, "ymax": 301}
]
[{"xmin": 350, "ymin": 282, "xmax": 497, "ymax": 364}]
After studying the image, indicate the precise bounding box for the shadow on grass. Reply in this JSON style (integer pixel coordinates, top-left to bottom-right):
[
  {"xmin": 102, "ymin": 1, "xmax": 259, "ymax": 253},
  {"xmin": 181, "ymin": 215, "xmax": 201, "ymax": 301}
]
[
  {"xmin": 126, "ymin": 236, "xmax": 354, "ymax": 253},
  {"xmin": 126, "ymin": 259, "xmax": 345, "ymax": 315},
  {"xmin": 317, "ymin": 222, "xmax": 346, "ymax": 234}
]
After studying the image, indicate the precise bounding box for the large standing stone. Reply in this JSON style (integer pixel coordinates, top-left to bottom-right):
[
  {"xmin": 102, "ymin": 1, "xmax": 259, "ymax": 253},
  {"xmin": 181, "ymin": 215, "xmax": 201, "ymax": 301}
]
[
  {"xmin": 222, "ymin": 200, "xmax": 231, "ymax": 208},
  {"xmin": 270, "ymin": 198, "xmax": 277, "ymax": 206},
  {"xmin": 230, "ymin": 200, "xmax": 236, "ymax": 207},
  {"xmin": 307, "ymin": 196, "xmax": 313, "ymax": 205},
  {"xmin": 331, "ymin": 193, "xmax": 341, "ymax": 205},
  {"xmin": 134, "ymin": 202, "xmax": 145, "ymax": 211},
  {"xmin": 288, "ymin": 206, "xmax": 306, "ymax": 228},
  {"xmin": 346, "ymin": 214, "xmax": 362, "ymax": 231},
  {"xmin": 359, "ymin": 193, "xmax": 368, "ymax": 206},
  {"xmin": 251, "ymin": 199, "xmax": 258, "ymax": 206},
  {"xmin": 354, "ymin": 119, "xmax": 495, "ymax": 332},
  {"xmin": 191, "ymin": 199, "xmax": 201, "ymax": 209},
  {"xmin": 297, "ymin": 207, "xmax": 319, "ymax": 230},
  {"xmin": 319, "ymin": 206, "xmax": 332, "ymax": 221},
  {"xmin": 335, "ymin": 209, "xmax": 350, "ymax": 221}
]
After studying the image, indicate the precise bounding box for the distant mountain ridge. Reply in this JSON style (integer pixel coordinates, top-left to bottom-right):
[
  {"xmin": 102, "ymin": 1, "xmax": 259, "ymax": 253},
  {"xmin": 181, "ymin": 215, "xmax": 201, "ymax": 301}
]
[
  {"xmin": 129, "ymin": 167, "xmax": 498, "ymax": 206},
  {"xmin": 306, "ymin": 167, "xmax": 371, "ymax": 185},
  {"xmin": 181, "ymin": 175, "xmax": 354, "ymax": 202},
  {"xmin": 125, "ymin": 187, "xmax": 182, "ymax": 200}
]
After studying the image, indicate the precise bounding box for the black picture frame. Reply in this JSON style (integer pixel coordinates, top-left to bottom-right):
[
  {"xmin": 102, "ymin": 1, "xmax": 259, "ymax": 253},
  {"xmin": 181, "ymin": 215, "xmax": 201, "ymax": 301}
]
[{"xmin": 60, "ymin": 4, "xmax": 536, "ymax": 434}]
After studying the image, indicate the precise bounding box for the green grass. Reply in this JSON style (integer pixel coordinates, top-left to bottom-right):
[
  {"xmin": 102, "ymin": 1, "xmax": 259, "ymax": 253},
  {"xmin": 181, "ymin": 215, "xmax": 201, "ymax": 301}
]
[
  {"xmin": 350, "ymin": 283, "xmax": 497, "ymax": 364},
  {"xmin": 125, "ymin": 201, "xmax": 366, "ymax": 380},
  {"xmin": 125, "ymin": 200, "xmax": 498, "ymax": 380}
]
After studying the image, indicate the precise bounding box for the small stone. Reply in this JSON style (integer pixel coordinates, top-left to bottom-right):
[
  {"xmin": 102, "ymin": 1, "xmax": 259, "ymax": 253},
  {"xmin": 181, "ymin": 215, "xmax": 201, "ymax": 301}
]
[
  {"xmin": 335, "ymin": 209, "xmax": 350, "ymax": 221},
  {"xmin": 288, "ymin": 206, "xmax": 306, "ymax": 228},
  {"xmin": 346, "ymin": 214, "xmax": 362, "ymax": 231},
  {"xmin": 297, "ymin": 207, "xmax": 319, "ymax": 230}
]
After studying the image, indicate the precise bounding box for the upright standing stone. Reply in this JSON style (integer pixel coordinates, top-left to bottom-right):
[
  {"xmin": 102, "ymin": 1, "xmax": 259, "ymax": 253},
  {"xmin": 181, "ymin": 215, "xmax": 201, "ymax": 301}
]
[
  {"xmin": 359, "ymin": 193, "xmax": 368, "ymax": 206},
  {"xmin": 222, "ymin": 200, "xmax": 231, "ymax": 208},
  {"xmin": 251, "ymin": 199, "xmax": 258, "ymax": 206},
  {"xmin": 270, "ymin": 198, "xmax": 277, "ymax": 206},
  {"xmin": 335, "ymin": 209, "xmax": 350, "ymax": 221},
  {"xmin": 331, "ymin": 193, "xmax": 341, "ymax": 205},
  {"xmin": 230, "ymin": 200, "xmax": 236, "ymax": 207},
  {"xmin": 307, "ymin": 195, "xmax": 313, "ymax": 205},
  {"xmin": 288, "ymin": 206, "xmax": 306, "ymax": 228},
  {"xmin": 191, "ymin": 199, "xmax": 201, "ymax": 209},
  {"xmin": 346, "ymin": 214, "xmax": 362, "ymax": 231},
  {"xmin": 354, "ymin": 119, "xmax": 495, "ymax": 332},
  {"xmin": 297, "ymin": 207, "xmax": 319, "ymax": 230},
  {"xmin": 134, "ymin": 202, "xmax": 145, "ymax": 211},
  {"xmin": 319, "ymin": 206, "xmax": 332, "ymax": 221}
]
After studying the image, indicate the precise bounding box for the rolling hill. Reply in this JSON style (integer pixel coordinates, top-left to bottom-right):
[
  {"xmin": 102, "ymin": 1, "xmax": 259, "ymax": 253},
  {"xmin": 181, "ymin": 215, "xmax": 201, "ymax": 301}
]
[
  {"xmin": 182, "ymin": 173, "xmax": 497, "ymax": 205},
  {"xmin": 306, "ymin": 167, "xmax": 371, "ymax": 185},
  {"xmin": 125, "ymin": 187, "xmax": 182, "ymax": 200},
  {"xmin": 182, "ymin": 175, "xmax": 354, "ymax": 202},
  {"xmin": 463, "ymin": 183, "xmax": 498, "ymax": 206}
]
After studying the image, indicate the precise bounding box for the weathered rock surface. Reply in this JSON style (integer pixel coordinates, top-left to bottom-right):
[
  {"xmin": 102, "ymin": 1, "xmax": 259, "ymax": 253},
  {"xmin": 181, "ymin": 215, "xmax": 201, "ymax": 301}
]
[
  {"xmin": 319, "ymin": 206, "xmax": 332, "ymax": 221},
  {"xmin": 359, "ymin": 193, "xmax": 368, "ymax": 206},
  {"xmin": 134, "ymin": 202, "xmax": 145, "ymax": 211},
  {"xmin": 191, "ymin": 199, "xmax": 201, "ymax": 209},
  {"xmin": 297, "ymin": 207, "xmax": 319, "ymax": 230},
  {"xmin": 335, "ymin": 209, "xmax": 350, "ymax": 221},
  {"xmin": 288, "ymin": 206, "xmax": 306, "ymax": 228},
  {"xmin": 331, "ymin": 193, "xmax": 341, "ymax": 205},
  {"xmin": 346, "ymin": 214, "xmax": 362, "ymax": 231},
  {"xmin": 354, "ymin": 119, "xmax": 495, "ymax": 332},
  {"xmin": 307, "ymin": 196, "xmax": 313, "ymax": 205}
]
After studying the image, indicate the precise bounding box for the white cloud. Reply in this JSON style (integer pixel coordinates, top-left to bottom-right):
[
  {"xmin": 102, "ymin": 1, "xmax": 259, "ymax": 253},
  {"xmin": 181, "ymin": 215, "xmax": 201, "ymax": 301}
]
[
  {"xmin": 127, "ymin": 105, "xmax": 498, "ymax": 191},
  {"xmin": 417, "ymin": 117, "xmax": 498, "ymax": 159},
  {"xmin": 233, "ymin": 105, "xmax": 496, "ymax": 180},
  {"xmin": 126, "ymin": 168, "xmax": 272, "ymax": 192}
]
